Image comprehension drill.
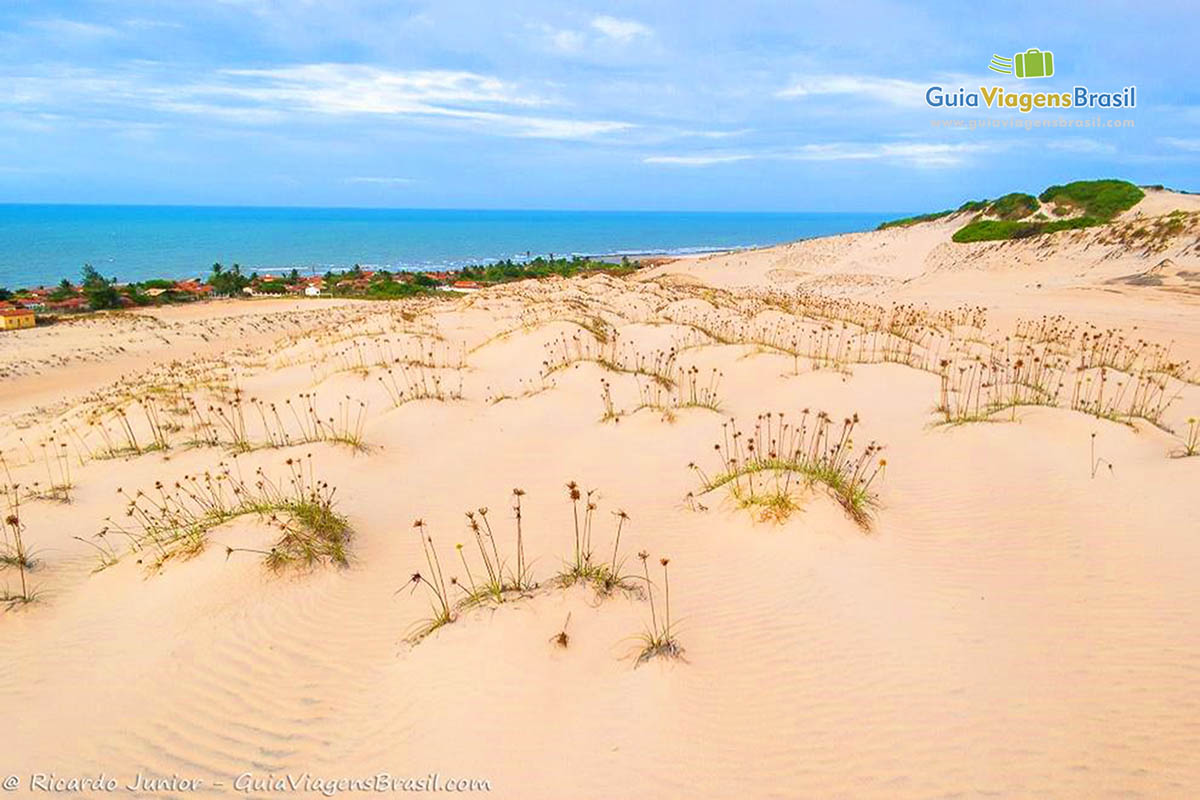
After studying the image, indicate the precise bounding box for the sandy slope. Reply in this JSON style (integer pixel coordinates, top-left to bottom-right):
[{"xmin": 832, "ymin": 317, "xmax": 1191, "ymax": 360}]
[{"xmin": 3, "ymin": 199, "xmax": 1200, "ymax": 799}]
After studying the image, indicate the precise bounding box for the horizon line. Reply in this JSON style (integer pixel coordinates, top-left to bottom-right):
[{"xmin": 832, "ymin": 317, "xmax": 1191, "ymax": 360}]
[{"xmin": 0, "ymin": 201, "xmax": 911, "ymax": 216}]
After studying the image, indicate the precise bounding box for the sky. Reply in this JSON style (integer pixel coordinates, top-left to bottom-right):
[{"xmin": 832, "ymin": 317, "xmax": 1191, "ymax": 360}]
[{"xmin": 1, "ymin": 0, "xmax": 1198, "ymax": 211}]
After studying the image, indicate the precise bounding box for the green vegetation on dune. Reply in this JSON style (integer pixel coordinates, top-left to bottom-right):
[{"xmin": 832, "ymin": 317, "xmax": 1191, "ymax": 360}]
[
  {"xmin": 320, "ymin": 256, "xmax": 633, "ymax": 299},
  {"xmin": 951, "ymin": 216, "xmax": 1103, "ymax": 243},
  {"xmin": 457, "ymin": 255, "xmax": 632, "ymax": 282},
  {"xmin": 363, "ymin": 277, "xmax": 434, "ymax": 299},
  {"xmin": 952, "ymin": 179, "xmax": 1144, "ymax": 244},
  {"xmin": 881, "ymin": 179, "xmax": 1146, "ymax": 243},
  {"xmin": 876, "ymin": 200, "xmax": 988, "ymax": 230},
  {"xmin": 985, "ymin": 192, "xmax": 1039, "ymax": 220},
  {"xmin": 1038, "ymin": 179, "xmax": 1145, "ymax": 220},
  {"xmin": 877, "ymin": 210, "xmax": 954, "ymax": 230}
]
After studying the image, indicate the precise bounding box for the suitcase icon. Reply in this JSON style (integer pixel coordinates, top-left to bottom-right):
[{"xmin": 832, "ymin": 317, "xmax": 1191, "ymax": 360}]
[{"xmin": 1014, "ymin": 48, "xmax": 1054, "ymax": 79}]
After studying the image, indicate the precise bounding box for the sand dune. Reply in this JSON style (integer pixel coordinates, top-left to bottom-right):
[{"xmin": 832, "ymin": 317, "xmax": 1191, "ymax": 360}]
[{"xmin": 3, "ymin": 200, "xmax": 1200, "ymax": 798}]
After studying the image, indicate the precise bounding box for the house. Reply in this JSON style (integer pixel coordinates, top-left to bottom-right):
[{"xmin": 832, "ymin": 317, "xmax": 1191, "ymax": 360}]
[
  {"xmin": 451, "ymin": 280, "xmax": 482, "ymax": 291},
  {"xmin": 174, "ymin": 281, "xmax": 213, "ymax": 298},
  {"xmin": 45, "ymin": 297, "xmax": 88, "ymax": 312},
  {"xmin": 304, "ymin": 285, "xmax": 322, "ymax": 297},
  {"xmin": 0, "ymin": 308, "xmax": 36, "ymax": 330}
]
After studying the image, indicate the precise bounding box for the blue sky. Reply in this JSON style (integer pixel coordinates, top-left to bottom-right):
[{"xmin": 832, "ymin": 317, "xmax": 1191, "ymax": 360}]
[{"xmin": 2, "ymin": 0, "xmax": 1198, "ymax": 211}]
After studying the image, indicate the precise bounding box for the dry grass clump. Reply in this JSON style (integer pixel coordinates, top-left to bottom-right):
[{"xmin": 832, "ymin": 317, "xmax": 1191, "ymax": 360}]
[
  {"xmin": 188, "ymin": 391, "xmax": 370, "ymax": 453},
  {"xmin": 378, "ymin": 364, "xmax": 464, "ymax": 407},
  {"xmin": 634, "ymin": 552, "xmax": 683, "ymax": 665},
  {"xmin": 2, "ymin": 499, "xmax": 36, "ymax": 608},
  {"xmin": 1172, "ymin": 416, "xmax": 1199, "ymax": 458},
  {"xmin": 645, "ymin": 284, "xmax": 1186, "ymax": 434},
  {"xmin": 934, "ymin": 336, "xmax": 1183, "ymax": 430},
  {"xmin": 404, "ymin": 483, "xmax": 645, "ymax": 645},
  {"xmin": 316, "ymin": 336, "xmax": 466, "ymax": 380},
  {"xmin": 1, "ymin": 456, "xmax": 39, "ymax": 606},
  {"xmin": 600, "ymin": 379, "xmax": 619, "ymax": 422},
  {"xmin": 404, "ymin": 520, "xmax": 456, "ymax": 640},
  {"xmin": 935, "ymin": 354, "xmax": 1061, "ymax": 424},
  {"xmin": 28, "ymin": 440, "xmax": 74, "ymax": 502},
  {"xmin": 1098, "ymin": 209, "xmax": 1200, "ymax": 255},
  {"xmin": 555, "ymin": 481, "xmax": 638, "ymax": 595},
  {"xmin": 457, "ymin": 491, "xmax": 537, "ymax": 608},
  {"xmin": 49, "ymin": 385, "xmax": 372, "ymax": 463},
  {"xmin": 692, "ymin": 412, "xmax": 886, "ymax": 528},
  {"xmin": 630, "ymin": 366, "xmax": 723, "ymax": 422},
  {"xmin": 97, "ymin": 455, "xmax": 350, "ymax": 571},
  {"xmin": 88, "ymin": 398, "xmax": 171, "ymax": 459},
  {"xmin": 1068, "ymin": 366, "xmax": 1179, "ymax": 428},
  {"xmin": 598, "ymin": 367, "xmax": 723, "ymax": 422},
  {"xmin": 2, "ymin": 448, "xmax": 73, "ymax": 506},
  {"xmin": 541, "ymin": 331, "xmax": 680, "ymax": 388},
  {"xmin": 660, "ymin": 290, "xmax": 979, "ymax": 378},
  {"xmin": 485, "ymin": 375, "xmax": 555, "ymax": 405},
  {"xmin": 404, "ymin": 488, "xmax": 539, "ymax": 641}
]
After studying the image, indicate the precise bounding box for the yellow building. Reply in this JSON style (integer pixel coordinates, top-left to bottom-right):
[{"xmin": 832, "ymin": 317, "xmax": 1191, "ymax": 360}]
[{"xmin": 0, "ymin": 309, "xmax": 35, "ymax": 330}]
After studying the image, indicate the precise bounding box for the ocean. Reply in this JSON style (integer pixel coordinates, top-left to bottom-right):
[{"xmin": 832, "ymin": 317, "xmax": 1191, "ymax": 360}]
[{"xmin": 0, "ymin": 205, "xmax": 896, "ymax": 288}]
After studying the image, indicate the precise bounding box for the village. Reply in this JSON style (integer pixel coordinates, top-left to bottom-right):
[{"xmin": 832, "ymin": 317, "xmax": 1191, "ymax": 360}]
[{"xmin": 0, "ymin": 255, "xmax": 638, "ymax": 325}]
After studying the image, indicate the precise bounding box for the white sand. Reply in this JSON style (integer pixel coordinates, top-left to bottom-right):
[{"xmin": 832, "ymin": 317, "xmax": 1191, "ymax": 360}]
[{"xmin": 2, "ymin": 192, "xmax": 1199, "ymax": 798}]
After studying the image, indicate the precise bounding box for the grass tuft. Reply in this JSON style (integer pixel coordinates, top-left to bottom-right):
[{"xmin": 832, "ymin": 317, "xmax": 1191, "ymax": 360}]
[
  {"xmin": 693, "ymin": 412, "xmax": 885, "ymax": 529},
  {"xmin": 101, "ymin": 455, "xmax": 350, "ymax": 572},
  {"xmin": 634, "ymin": 553, "xmax": 683, "ymax": 665}
]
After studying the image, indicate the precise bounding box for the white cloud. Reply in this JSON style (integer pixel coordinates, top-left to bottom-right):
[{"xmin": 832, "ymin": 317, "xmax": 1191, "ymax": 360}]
[
  {"xmin": 1160, "ymin": 137, "xmax": 1200, "ymax": 152},
  {"xmin": 28, "ymin": 18, "xmax": 119, "ymax": 38},
  {"xmin": 547, "ymin": 27, "xmax": 587, "ymax": 52},
  {"xmin": 784, "ymin": 142, "xmax": 983, "ymax": 166},
  {"xmin": 875, "ymin": 143, "xmax": 982, "ymax": 166},
  {"xmin": 4, "ymin": 63, "xmax": 635, "ymax": 141},
  {"xmin": 675, "ymin": 128, "xmax": 753, "ymax": 139},
  {"xmin": 644, "ymin": 154, "xmax": 753, "ymax": 166},
  {"xmin": 645, "ymin": 142, "xmax": 986, "ymax": 168},
  {"xmin": 218, "ymin": 64, "xmax": 546, "ymax": 113},
  {"xmin": 123, "ymin": 18, "xmax": 185, "ymax": 30},
  {"xmin": 590, "ymin": 16, "xmax": 652, "ymax": 42},
  {"xmin": 1046, "ymin": 138, "xmax": 1117, "ymax": 155},
  {"xmin": 777, "ymin": 75, "xmax": 929, "ymax": 108},
  {"xmin": 152, "ymin": 100, "xmax": 287, "ymax": 125},
  {"xmin": 346, "ymin": 176, "xmax": 414, "ymax": 185},
  {"xmin": 536, "ymin": 16, "xmax": 651, "ymax": 53},
  {"xmin": 212, "ymin": 64, "xmax": 633, "ymax": 138}
]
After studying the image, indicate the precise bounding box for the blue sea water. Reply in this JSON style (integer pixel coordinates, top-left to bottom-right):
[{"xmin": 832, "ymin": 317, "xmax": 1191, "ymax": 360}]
[{"xmin": 0, "ymin": 205, "xmax": 897, "ymax": 288}]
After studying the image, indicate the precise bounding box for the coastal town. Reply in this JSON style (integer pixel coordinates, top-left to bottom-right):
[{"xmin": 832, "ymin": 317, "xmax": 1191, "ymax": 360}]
[{"xmin": 0, "ymin": 255, "xmax": 640, "ymax": 323}]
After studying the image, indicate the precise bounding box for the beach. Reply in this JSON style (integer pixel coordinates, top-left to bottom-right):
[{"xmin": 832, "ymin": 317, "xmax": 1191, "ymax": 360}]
[{"xmin": 3, "ymin": 189, "xmax": 1200, "ymax": 799}]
